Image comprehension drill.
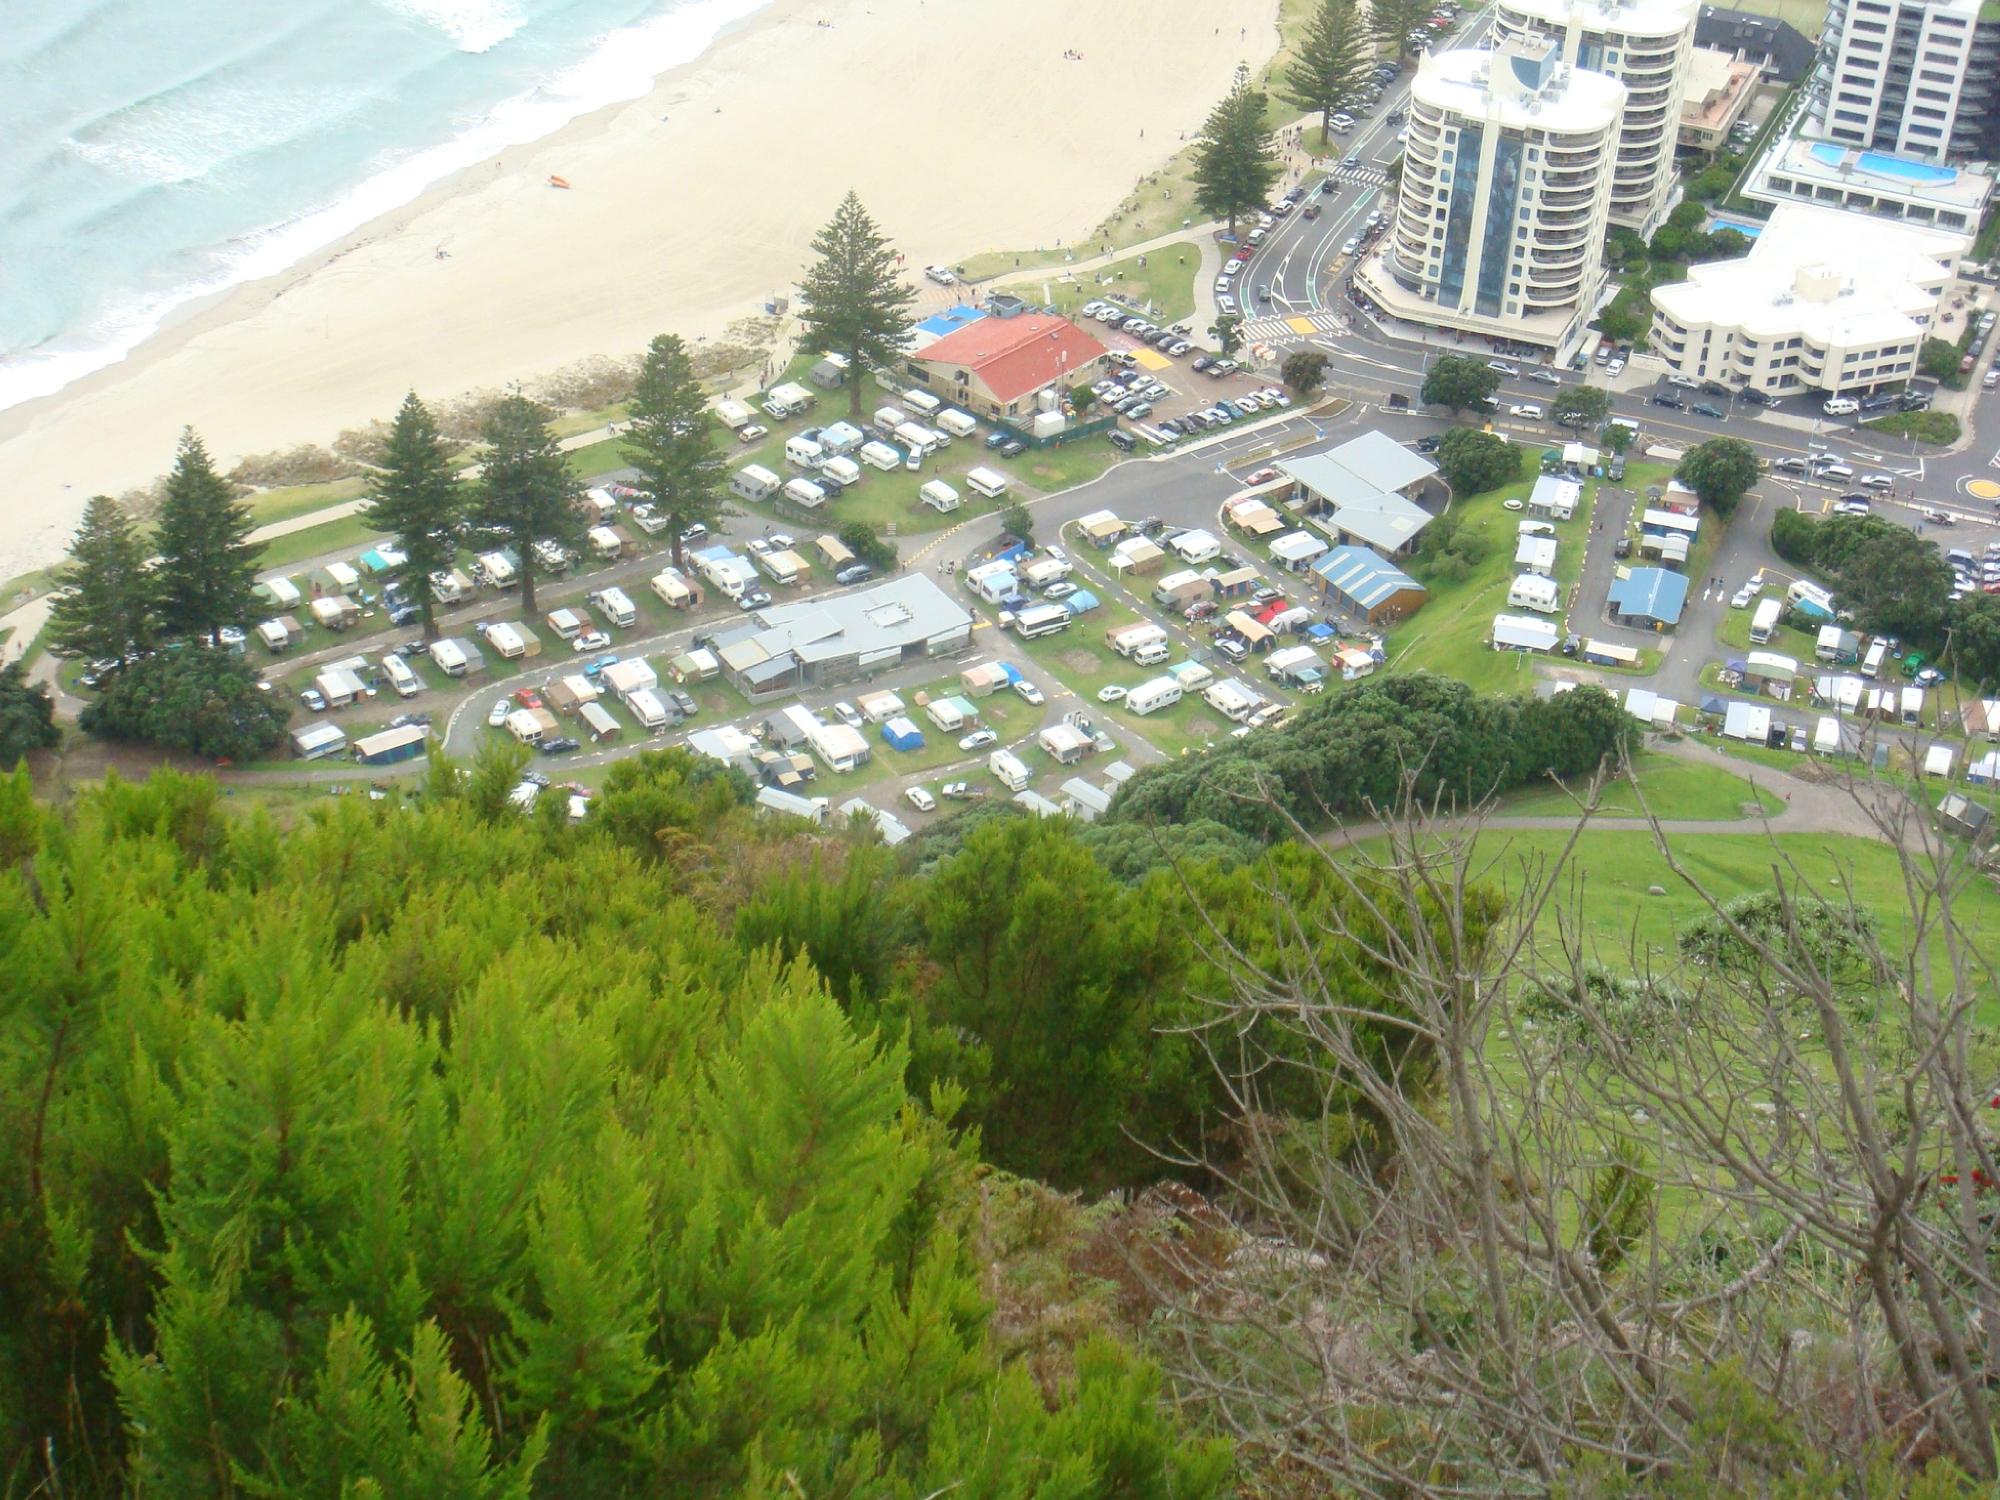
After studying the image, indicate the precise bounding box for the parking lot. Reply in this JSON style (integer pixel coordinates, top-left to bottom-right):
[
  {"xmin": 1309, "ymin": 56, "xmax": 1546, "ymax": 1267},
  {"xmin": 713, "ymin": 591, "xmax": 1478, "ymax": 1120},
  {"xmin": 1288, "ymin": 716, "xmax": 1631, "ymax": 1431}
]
[{"xmin": 1078, "ymin": 298, "xmax": 1299, "ymax": 447}]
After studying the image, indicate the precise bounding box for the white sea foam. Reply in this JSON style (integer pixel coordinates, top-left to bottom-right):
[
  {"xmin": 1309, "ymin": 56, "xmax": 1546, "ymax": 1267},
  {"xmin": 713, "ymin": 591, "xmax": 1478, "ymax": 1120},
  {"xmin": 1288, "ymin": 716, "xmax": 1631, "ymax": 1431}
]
[
  {"xmin": 388, "ymin": 0, "xmax": 529, "ymax": 54},
  {"xmin": 0, "ymin": 0, "xmax": 771, "ymax": 415}
]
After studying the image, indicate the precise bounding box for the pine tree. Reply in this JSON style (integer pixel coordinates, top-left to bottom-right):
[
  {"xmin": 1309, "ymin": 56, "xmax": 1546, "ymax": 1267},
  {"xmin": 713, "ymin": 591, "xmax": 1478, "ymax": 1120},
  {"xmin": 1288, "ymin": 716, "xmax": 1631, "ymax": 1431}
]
[
  {"xmin": 0, "ymin": 662, "xmax": 57, "ymax": 769},
  {"xmin": 1286, "ymin": 0, "xmax": 1373, "ymax": 142},
  {"xmin": 797, "ymin": 191, "xmax": 917, "ymax": 418},
  {"xmin": 1192, "ymin": 64, "xmax": 1282, "ymax": 238},
  {"xmin": 46, "ymin": 493, "xmax": 153, "ymax": 664},
  {"xmin": 1370, "ymin": 0, "xmax": 1435, "ymax": 57},
  {"xmin": 362, "ymin": 392, "xmax": 464, "ymax": 643},
  {"xmin": 152, "ymin": 429, "xmax": 262, "ymax": 645},
  {"xmin": 474, "ymin": 395, "xmax": 584, "ymax": 616},
  {"xmin": 624, "ymin": 334, "xmax": 730, "ymax": 571}
]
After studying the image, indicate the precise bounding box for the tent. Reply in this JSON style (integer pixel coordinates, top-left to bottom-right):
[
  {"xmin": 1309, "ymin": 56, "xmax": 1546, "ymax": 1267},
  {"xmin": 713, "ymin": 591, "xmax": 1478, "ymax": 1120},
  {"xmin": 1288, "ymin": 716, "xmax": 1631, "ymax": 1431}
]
[
  {"xmin": 1063, "ymin": 590, "xmax": 1101, "ymax": 615},
  {"xmin": 880, "ymin": 717, "xmax": 925, "ymax": 752}
]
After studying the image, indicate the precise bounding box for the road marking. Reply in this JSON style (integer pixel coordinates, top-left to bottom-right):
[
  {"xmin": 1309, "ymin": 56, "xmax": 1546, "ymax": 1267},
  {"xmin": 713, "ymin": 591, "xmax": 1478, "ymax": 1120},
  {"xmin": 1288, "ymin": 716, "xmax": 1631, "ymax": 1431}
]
[{"xmin": 1286, "ymin": 316, "xmax": 1316, "ymax": 335}]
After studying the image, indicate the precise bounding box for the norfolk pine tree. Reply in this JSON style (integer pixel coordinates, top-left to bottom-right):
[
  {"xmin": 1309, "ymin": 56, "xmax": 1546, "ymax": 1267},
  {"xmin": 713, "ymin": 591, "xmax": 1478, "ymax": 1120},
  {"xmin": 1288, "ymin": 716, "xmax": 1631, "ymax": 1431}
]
[
  {"xmin": 152, "ymin": 428, "xmax": 262, "ymax": 645},
  {"xmin": 797, "ymin": 191, "xmax": 916, "ymax": 418},
  {"xmin": 1287, "ymin": 0, "xmax": 1373, "ymax": 142},
  {"xmin": 46, "ymin": 492, "xmax": 153, "ymax": 663},
  {"xmin": 361, "ymin": 392, "xmax": 464, "ymax": 643},
  {"xmin": 474, "ymin": 394, "xmax": 585, "ymax": 616},
  {"xmin": 1193, "ymin": 63, "xmax": 1281, "ymax": 237},
  {"xmin": 624, "ymin": 333, "xmax": 730, "ymax": 570},
  {"xmin": 1371, "ymin": 0, "xmax": 1437, "ymax": 57}
]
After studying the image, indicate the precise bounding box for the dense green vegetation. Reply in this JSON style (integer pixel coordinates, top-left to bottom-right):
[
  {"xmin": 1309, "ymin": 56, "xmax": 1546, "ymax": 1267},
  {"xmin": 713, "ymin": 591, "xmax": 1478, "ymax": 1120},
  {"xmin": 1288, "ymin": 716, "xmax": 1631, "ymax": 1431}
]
[
  {"xmin": 1191, "ymin": 64, "xmax": 1281, "ymax": 236},
  {"xmin": 1770, "ymin": 509, "xmax": 1987, "ymax": 672}
]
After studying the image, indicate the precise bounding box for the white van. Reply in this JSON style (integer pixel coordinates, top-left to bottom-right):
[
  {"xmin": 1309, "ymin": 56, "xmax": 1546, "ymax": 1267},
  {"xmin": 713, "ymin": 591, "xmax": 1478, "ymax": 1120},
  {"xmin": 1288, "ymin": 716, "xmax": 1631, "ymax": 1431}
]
[
  {"xmin": 1132, "ymin": 641, "xmax": 1171, "ymax": 667},
  {"xmin": 902, "ymin": 389, "xmax": 942, "ymax": 417},
  {"xmin": 859, "ymin": 440, "xmax": 901, "ymax": 471},
  {"xmin": 965, "ymin": 466, "xmax": 1011, "ymax": 499},
  {"xmin": 782, "ymin": 477, "xmax": 829, "ymax": 509},
  {"xmin": 784, "ymin": 435, "xmax": 825, "ymax": 470},
  {"xmin": 1861, "ymin": 638, "xmax": 1888, "ymax": 678},
  {"xmin": 1823, "ymin": 396, "xmax": 1861, "ymax": 416},
  {"xmin": 936, "ymin": 408, "xmax": 978, "ymax": 438},
  {"xmin": 989, "ymin": 749, "xmax": 1031, "ymax": 791},
  {"xmin": 920, "ymin": 480, "xmax": 961, "ymax": 512},
  {"xmin": 1127, "ymin": 677, "xmax": 1183, "ymax": 715},
  {"xmin": 732, "ymin": 463, "xmax": 781, "ymax": 501},
  {"xmin": 591, "ymin": 586, "xmax": 637, "ymax": 628},
  {"xmin": 381, "ymin": 652, "xmax": 421, "ymax": 698},
  {"xmin": 1749, "ymin": 597, "xmax": 1782, "ymax": 644}
]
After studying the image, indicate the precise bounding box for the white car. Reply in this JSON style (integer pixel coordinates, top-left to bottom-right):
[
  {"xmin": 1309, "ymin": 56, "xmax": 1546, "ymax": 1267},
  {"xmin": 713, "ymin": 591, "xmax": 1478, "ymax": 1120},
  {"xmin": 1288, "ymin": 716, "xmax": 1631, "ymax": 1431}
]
[
  {"xmin": 488, "ymin": 699, "xmax": 510, "ymax": 727},
  {"xmin": 571, "ymin": 631, "xmax": 612, "ymax": 653},
  {"xmin": 1487, "ymin": 360, "xmax": 1519, "ymax": 376},
  {"xmin": 737, "ymin": 423, "xmax": 769, "ymax": 443},
  {"xmin": 958, "ymin": 728, "xmax": 998, "ymax": 751},
  {"xmin": 1097, "ymin": 684, "xmax": 1129, "ymax": 703},
  {"xmin": 905, "ymin": 785, "xmax": 937, "ymax": 813},
  {"xmin": 1823, "ymin": 397, "xmax": 1861, "ymax": 416},
  {"xmin": 923, "ymin": 264, "xmax": 957, "ymax": 286},
  {"xmin": 832, "ymin": 700, "xmax": 864, "ymax": 728},
  {"xmin": 1508, "ymin": 403, "xmax": 1544, "ymax": 420},
  {"xmin": 1605, "ymin": 357, "xmax": 1625, "ymax": 376},
  {"xmin": 1013, "ymin": 680, "xmax": 1045, "ymax": 706},
  {"xmin": 1665, "ymin": 374, "xmax": 1701, "ymax": 390},
  {"xmin": 1341, "ymin": 237, "xmax": 1360, "ymax": 255}
]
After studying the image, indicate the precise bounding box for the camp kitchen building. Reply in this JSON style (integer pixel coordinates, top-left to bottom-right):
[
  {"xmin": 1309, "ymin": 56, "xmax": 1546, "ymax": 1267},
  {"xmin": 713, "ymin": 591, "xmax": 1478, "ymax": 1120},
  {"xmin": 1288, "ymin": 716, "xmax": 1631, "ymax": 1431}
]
[{"xmin": 707, "ymin": 575, "xmax": 974, "ymax": 699}]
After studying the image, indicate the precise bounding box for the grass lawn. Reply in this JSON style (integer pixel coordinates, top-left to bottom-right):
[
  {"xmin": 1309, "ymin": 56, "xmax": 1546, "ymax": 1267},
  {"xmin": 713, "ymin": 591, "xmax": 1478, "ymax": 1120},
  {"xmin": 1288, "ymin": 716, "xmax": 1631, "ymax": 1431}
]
[
  {"xmin": 244, "ymin": 477, "xmax": 367, "ymax": 527},
  {"xmin": 1494, "ymin": 749, "xmax": 1784, "ymax": 820},
  {"xmin": 1715, "ymin": 602, "xmax": 1815, "ymax": 661},
  {"xmin": 995, "ymin": 241, "xmax": 1202, "ymax": 323},
  {"xmin": 256, "ymin": 514, "xmax": 390, "ymax": 573},
  {"xmin": 1862, "ymin": 410, "xmax": 1961, "ymax": 445}
]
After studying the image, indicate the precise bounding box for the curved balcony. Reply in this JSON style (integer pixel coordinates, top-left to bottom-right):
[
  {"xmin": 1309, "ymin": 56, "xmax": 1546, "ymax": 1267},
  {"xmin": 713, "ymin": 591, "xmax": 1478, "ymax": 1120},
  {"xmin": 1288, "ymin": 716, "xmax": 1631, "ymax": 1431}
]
[
  {"xmin": 1529, "ymin": 246, "xmax": 1590, "ymax": 271},
  {"xmin": 1538, "ymin": 225, "xmax": 1591, "ymax": 249},
  {"xmin": 1542, "ymin": 168, "xmax": 1598, "ymax": 189},
  {"xmin": 1539, "ymin": 204, "xmax": 1594, "ymax": 227},
  {"xmin": 1522, "ymin": 278, "xmax": 1587, "ymax": 306},
  {"xmin": 1538, "ymin": 186, "xmax": 1599, "ymax": 211}
]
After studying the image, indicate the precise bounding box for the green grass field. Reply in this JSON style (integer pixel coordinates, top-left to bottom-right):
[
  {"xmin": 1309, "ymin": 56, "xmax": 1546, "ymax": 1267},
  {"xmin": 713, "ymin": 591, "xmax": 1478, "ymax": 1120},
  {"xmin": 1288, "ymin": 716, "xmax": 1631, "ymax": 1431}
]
[
  {"xmin": 1495, "ymin": 749, "xmax": 1785, "ymax": 821},
  {"xmin": 996, "ymin": 241, "xmax": 1202, "ymax": 323},
  {"xmin": 255, "ymin": 514, "xmax": 390, "ymax": 573}
]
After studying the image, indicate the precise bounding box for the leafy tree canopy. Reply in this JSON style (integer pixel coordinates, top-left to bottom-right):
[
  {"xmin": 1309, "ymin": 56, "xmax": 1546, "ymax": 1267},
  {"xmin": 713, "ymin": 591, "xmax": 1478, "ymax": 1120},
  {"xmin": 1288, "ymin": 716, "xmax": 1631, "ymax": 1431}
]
[
  {"xmin": 1421, "ymin": 354, "xmax": 1500, "ymax": 414},
  {"xmin": 1437, "ymin": 427, "xmax": 1522, "ymax": 496},
  {"xmin": 77, "ymin": 644, "xmax": 287, "ymax": 761},
  {"xmin": 1676, "ymin": 436, "xmax": 1760, "ymax": 517}
]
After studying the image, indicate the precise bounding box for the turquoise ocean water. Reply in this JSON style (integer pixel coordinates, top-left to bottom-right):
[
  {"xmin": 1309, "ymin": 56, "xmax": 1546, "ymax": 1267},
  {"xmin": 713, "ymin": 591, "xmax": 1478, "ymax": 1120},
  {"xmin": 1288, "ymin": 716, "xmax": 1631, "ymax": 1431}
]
[{"xmin": 0, "ymin": 0, "xmax": 769, "ymax": 412}]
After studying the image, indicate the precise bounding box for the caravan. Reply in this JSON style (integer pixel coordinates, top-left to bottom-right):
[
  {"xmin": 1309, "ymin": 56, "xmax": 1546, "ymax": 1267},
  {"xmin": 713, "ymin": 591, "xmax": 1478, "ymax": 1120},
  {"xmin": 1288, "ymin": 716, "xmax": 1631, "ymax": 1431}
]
[
  {"xmin": 902, "ymin": 389, "xmax": 942, "ymax": 418},
  {"xmin": 1126, "ymin": 677, "xmax": 1183, "ymax": 715},
  {"xmin": 782, "ymin": 477, "xmax": 830, "ymax": 509},
  {"xmin": 732, "ymin": 464, "xmax": 781, "ymax": 502},
  {"xmin": 858, "ymin": 440, "xmax": 901, "ymax": 471},
  {"xmin": 919, "ymin": 480, "xmax": 961, "ymax": 513},
  {"xmin": 936, "ymin": 408, "xmax": 978, "ymax": 438},
  {"xmin": 965, "ymin": 466, "xmax": 1010, "ymax": 499},
  {"xmin": 591, "ymin": 586, "xmax": 637, "ymax": 628}
]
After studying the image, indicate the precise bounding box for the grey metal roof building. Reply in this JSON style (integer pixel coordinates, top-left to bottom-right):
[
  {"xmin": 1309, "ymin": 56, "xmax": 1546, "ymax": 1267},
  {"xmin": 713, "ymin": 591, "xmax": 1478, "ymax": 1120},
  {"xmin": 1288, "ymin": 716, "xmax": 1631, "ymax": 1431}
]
[
  {"xmin": 1309, "ymin": 545, "xmax": 1428, "ymax": 623},
  {"xmin": 709, "ymin": 574, "xmax": 974, "ymax": 698},
  {"xmin": 1279, "ymin": 432, "xmax": 1440, "ymax": 556}
]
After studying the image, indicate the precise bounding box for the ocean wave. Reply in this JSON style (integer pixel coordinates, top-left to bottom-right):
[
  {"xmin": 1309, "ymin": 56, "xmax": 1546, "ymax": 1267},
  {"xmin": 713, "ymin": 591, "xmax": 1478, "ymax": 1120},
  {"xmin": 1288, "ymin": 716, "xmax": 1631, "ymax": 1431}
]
[
  {"xmin": 0, "ymin": 0, "xmax": 774, "ymax": 416},
  {"xmin": 381, "ymin": 0, "xmax": 528, "ymax": 54}
]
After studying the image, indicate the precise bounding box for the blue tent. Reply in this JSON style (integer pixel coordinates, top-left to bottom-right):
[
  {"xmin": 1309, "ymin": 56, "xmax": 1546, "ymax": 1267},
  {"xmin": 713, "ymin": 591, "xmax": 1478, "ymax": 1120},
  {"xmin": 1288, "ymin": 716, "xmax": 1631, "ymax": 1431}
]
[
  {"xmin": 1063, "ymin": 589, "xmax": 1101, "ymax": 615},
  {"xmin": 998, "ymin": 662, "xmax": 1024, "ymax": 685},
  {"xmin": 880, "ymin": 717, "xmax": 925, "ymax": 752},
  {"xmin": 1304, "ymin": 621, "xmax": 1337, "ymax": 643}
]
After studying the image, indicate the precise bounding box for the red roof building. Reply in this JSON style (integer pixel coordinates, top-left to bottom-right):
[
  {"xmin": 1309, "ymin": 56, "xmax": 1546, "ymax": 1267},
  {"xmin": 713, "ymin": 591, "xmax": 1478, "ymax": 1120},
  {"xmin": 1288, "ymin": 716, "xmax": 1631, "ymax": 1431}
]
[{"xmin": 907, "ymin": 314, "xmax": 1109, "ymax": 420}]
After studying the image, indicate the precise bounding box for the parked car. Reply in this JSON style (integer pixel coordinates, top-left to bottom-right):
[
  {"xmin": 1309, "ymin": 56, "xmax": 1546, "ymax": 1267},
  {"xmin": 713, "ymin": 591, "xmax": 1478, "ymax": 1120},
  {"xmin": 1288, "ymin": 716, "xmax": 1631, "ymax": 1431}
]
[
  {"xmin": 905, "ymin": 785, "xmax": 937, "ymax": 813},
  {"xmin": 1097, "ymin": 684, "xmax": 1129, "ymax": 703},
  {"xmin": 1487, "ymin": 360, "xmax": 1520, "ymax": 376},
  {"xmin": 1414, "ymin": 434, "xmax": 1442, "ymax": 453},
  {"xmin": 571, "ymin": 630, "xmax": 612, "ymax": 652},
  {"xmin": 669, "ymin": 689, "xmax": 699, "ymax": 718},
  {"xmin": 835, "ymin": 563, "xmax": 874, "ymax": 586},
  {"xmin": 1691, "ymin": 402, "xmax": 1724, "ymax": 419},
  {"xmin": 538, "ymin": 736, "xmax": 580, "ymax": 755},
  {"xmin": 958, "ymin": 729, "xmax": 998, "ymax": 751},
  {"xmin": 488, "ymin": 699, "xmax": 510, "ymax": 727},
  {"xmin": 1649, "ymin": 392, "xmax": 1686, "ymax": 410},
  {"xmin": 832, "ymin": 700, "xmax": 864, "ymax": 728},
  {"xmin": 1013, "ymin": 680, "xmax": 1045, "ymax": 706}
]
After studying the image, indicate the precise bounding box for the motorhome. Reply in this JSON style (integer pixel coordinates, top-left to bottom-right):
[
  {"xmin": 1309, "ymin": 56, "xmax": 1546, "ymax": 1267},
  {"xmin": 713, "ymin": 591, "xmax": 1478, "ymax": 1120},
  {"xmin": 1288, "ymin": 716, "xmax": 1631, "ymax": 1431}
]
[
  {"xmin": 1749, "ymin": 597, "xmax": 1783, "ymax": 644},
  {"xmin": 989, "ymin": 749, "xmax": 1031, "ymax": 791},
  {"xmin": 965, "ymin": 466, "xmax": 1010, "ymax": 499},
  {"xmin": 784, "ymin": 435, "xmax": 825, "ymax": 470},
  {"xmin": 591, "ymin": 586, "xmax": 637, "ymax": 628},
  {"xmin": 1011, "ymin": 603, "xmax": 1072, "ymax": 639},
  {"xmin": 1126, "ymin": 677, "xmax": 1183, "ymax": 715},
  {"xmin": 381, "ymin": 652, "xmax": 421, "ymax": 698}
]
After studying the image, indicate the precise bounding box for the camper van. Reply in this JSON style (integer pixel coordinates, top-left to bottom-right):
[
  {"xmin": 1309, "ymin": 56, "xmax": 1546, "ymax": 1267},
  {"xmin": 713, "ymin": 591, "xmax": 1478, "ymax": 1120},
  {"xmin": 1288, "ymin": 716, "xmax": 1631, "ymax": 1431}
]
[
  {"xmin": 1131, "ymin": 640, "xmax": 1171, "ymax": 667},
  {"xmin": 936, "ymin": 408, "xmax": 978, "ymax": 438},
  {"xmin": 1861, "ymin": 638, "xmax": 1888, "ymax": 679},
  {"xmin": 1011, "ymin": 603, "xmax": 1072, "ymax": 639},
  {"xmin": 782, "ymin": 477, "xmax": 829, "ymax": 509},
  {"xmin": 988, "ymin": 749, "xmax": 1031, "ymax": 791},
  {"xmin": 1126, "ymin": 677, "xmax": 1184, "ymax": 716},
  {"xmin": 902, "ymin": 389, "xmax": 942, "ymax": 418},
  {"xmin": 919, "ymin": 480, "xmax": 961, "ymax": 513},
  {"xmin": 858, "ymin": 440, "xmax": 901, "ymax": 472},
  {"xmin": 591, "ymin": 586, "xmax": 637, "ymax": 629},
  {"xmin": 965, "ymin": 466, "xmax": 1011, "ymax": 499},
  {"xmin": 381, "ymin": 652, "xmax": 421, "ymax": 698},
  {"xmin": 1749, "ymin": 597, "xmax": 1783, "ymax": 645},
  {"xmin": 785, "ymin": 435, "xmax": 825, "ymax": 470},
  {"xmin": 732, "ymin": 464, "xmax": 781, "ymax": 502}
]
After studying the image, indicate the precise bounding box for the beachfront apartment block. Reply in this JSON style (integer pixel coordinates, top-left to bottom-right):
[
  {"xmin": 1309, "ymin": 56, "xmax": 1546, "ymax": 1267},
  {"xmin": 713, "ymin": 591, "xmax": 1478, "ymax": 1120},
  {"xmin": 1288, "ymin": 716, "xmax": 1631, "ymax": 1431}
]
[
  {"xmin": 1354, "ymin": 38, "xmax": 1624, "ymax": 362},
  {"xmin": 1647, "ymin": 202, "xmax": 1968, "ymax": 395},
  {"xmin": 1677, "ymin": 46, "xmax": 1762, "ymax": 154},
  {"xmin": 1746, "ymin": 132, "xmax": 1993, "ymax": 234},
  {"xmin": 1490, "ymin": 0, "xmax": 1698, "ymax": 233},
  {"xmin": 1807, "ymin": 0, "xmax": 2000, "ymax": 163},
  {"xmin": 905, "ymin": 312, "xmax": 1108, "ymax": 422}
]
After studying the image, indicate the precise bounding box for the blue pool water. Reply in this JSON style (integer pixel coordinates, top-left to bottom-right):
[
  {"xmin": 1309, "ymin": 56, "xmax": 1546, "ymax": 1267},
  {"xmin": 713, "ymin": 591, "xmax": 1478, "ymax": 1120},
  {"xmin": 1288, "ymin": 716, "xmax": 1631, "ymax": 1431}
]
[
  {"xmin": 1807, "ymin": 143, "xmax": 1959, "ymax": 185},
  {"xmin": 1708, "ymin": 215, "xmax": 1765, "ymax": 239}
]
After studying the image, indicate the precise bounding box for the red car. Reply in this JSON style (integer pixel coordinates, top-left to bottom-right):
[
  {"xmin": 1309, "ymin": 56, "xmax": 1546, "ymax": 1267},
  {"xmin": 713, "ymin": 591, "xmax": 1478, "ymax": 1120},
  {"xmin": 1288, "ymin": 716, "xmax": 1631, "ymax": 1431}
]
[{"xmin": 512, "ymin": 687, "xmax": 545, "ymax": 710}]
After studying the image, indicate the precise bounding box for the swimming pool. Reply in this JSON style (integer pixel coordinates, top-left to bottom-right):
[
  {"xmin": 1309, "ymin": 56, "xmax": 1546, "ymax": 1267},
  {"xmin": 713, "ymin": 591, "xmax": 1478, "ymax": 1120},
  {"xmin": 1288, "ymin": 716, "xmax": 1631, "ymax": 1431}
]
[
  {"xmin": 1708, "ymin": 215, "xmax": 1765, "ymax": 239},
  {"xmin": 1806, "ymin": 142, "xmax": 1959, "ymax": 185}
]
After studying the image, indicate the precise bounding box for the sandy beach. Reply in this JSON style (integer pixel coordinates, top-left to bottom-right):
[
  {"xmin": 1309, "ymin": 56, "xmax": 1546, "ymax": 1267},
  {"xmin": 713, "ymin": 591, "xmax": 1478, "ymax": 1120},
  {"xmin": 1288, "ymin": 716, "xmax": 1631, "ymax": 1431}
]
[{"xmin": 0, "ymin": 0, "xmax": 1277, "ymax": 581}]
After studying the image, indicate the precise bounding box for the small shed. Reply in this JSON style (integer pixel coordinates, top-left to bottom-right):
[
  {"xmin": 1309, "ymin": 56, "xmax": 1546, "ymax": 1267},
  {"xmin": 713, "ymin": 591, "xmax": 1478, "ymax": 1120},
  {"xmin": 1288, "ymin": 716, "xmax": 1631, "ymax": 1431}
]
[
  {"xmin": 668, "ymin": 647, "xmax": 719, "ymax": 682},
  {"xmin": 1723, "ymin": 701, "xmax": 1773, "ymax": 742},
  {"xmin": 1060, "ymin": 778, "xmax": 1113, "ymax": 822},
  {"xmin": 579, "ymin": 701, "xmax": 622, "ymax": 742},
  {"xmin": 353, "ymin": 724, "xmax": 428, "ymax": 765},
  {"xmin": 313, "ymin": 667, "xmax": 367, "ymax": 707},
  {"xmin": 1937, "ymin": 793, "xmax": 1992, "ymax": 842},
  {"xmin": 880, "ymin": 717, "xmax": 925, "ymax": 752},
  {"xmin": 1491, "ymin": 614, "xmax": 1559, "ymax": 653},
  {"xmin": 1514, "ymin": 536, "xmax": 1558, "ymax": 578}
]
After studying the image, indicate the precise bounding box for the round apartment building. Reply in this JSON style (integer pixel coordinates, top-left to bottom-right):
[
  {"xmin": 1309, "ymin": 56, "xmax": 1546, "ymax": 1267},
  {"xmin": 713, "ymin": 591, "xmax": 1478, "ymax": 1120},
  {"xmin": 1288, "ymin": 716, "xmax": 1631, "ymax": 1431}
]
[
  {"xmin": 1491, "ymin": 0, "xmax": 1697, "ymax": 233},
  {"xmin": 1358, "ymin": 39, "xmax": 1624, "ymax": 360}
]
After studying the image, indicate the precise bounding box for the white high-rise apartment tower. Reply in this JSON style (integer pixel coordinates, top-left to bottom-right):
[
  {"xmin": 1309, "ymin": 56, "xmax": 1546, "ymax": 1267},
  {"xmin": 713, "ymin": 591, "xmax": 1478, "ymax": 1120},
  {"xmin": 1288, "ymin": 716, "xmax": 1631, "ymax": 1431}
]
[{"xmin": 1492, "ymin": 0, "xmax": 1699, "ymax": 234}]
